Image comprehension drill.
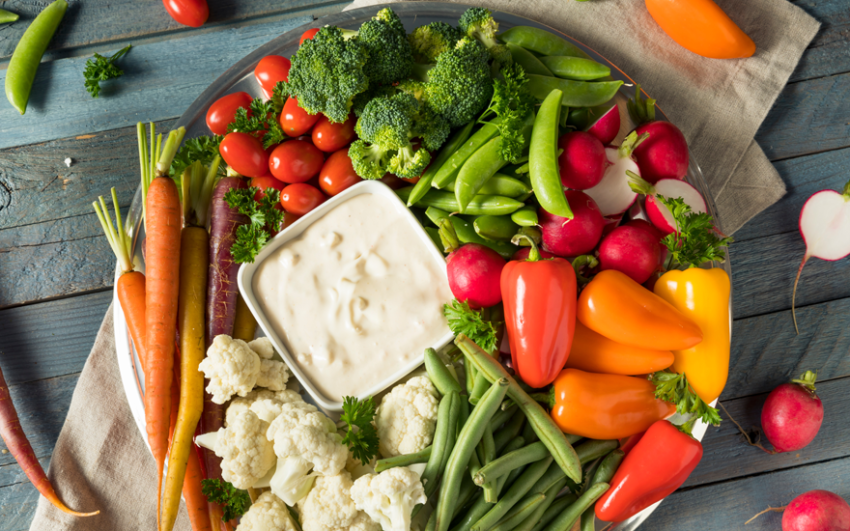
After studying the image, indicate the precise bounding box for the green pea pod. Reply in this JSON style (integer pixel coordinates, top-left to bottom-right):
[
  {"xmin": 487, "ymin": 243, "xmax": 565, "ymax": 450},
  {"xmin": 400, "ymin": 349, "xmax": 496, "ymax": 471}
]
[
  {"xmin": 409, "ymin": 120, "xmax": 477, "ymax": 206},
  {"xmin": 566, "ymin": 107, "xmax": 591, "ymax": 129},
  {"xmin": 433, "ymin": 119, "xmax": 502, "ymax": 188},
  {"xmin": 507, "ymin": 43, "xmax": 553, "ymax": 76},
  {"xmin": 424, "ymin": 207, "xmax": 516, "ymax": 258},
  {"xmin": 455, "ymin": 137, "xmax": 509, "ymax": 212},
  {"xmin": 447, "ymin": 173, "xmax": 531, "ymax": 198},
  {"xmin": 474, "ymin": 215, "xmax": 520, "ymax": 242},
  {"xmin": 527, "ymin": 75, "xmax": 624, "ymax": 108},
  {"xmin": 499, "ymin": 26, "xmax": 590, "ymax": 59},
  {"xmin": 540, "ymin": 56, "xmax": 611, "ymax": 81},
  {"xmin": 0, "ymin": 8, "xmax": 20, "ymax": 24},
  {"xmin": 396, "ymin": 187, "xmax": 525, "ymax": 217},
  {"xmin": 529, "ymin": 90, "xmax": 572, "ymax": 219},
  {"xmin": 5, "ymin": 0, "xmax": 68, "ymax": 114},
  {"xmin": 511, "ymin": 206, "xmax": 538, "ymax": 227}
]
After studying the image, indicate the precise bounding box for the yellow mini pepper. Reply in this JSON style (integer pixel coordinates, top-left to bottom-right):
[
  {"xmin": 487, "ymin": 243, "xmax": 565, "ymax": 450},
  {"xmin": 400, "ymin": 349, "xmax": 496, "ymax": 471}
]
[{"xmin": 653, "ymin": 268, "xmax": 731, "ymax": 404}]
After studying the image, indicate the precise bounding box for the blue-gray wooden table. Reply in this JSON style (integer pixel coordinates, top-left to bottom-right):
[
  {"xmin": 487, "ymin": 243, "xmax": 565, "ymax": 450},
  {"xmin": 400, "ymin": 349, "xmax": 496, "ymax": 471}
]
[{"xmin": 0, "ymin": 0, "xmax": 848, "ymax": 529}]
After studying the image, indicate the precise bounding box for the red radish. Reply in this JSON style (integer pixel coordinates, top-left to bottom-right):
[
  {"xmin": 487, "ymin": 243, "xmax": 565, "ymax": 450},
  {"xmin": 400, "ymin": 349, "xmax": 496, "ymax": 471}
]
[
  {"xmin": 632, "ymin": 121, "xmax": 689, "ymax": 184},
  {"xmin": 584, "ymin": 131, "xmax": 648, "ymax": 216},
  {"xmin": 446, "ymin": 243, "xmax": 506, "ymax": 308},
  {"xmin": 792, "ymin": 180, "xmax": 850, "ymax": 332},
  {"xmin": 512, "ymin": 247, "xmax": 557, "ymax": 260},
  {"xmin": 748, "ymin": 491, "xmax": 850, "ymax": 530},
  {"xmin": 630, "ymin": 176, "xmax": 707, "ymax": 235},
  {"xmin": 598, "ymin": 225, "xmax": 661, "ymax": 284},
  {"xmin": 626, "ymin": 219, "xmax": 664, "ymax": 241},
  {"xmin": 539, "ymin": 190, "xmax": 605, "ymax": 257},
  {"xmin": 557, "ymin": 131, "xmax": 608, "ymax": 190},
  {"xmin": 761, "ymin": 371, "xmax": 824, "ymax": 453},
  {"xmin": 586, "ymin": 103, "xmax": 621, "ymax": 145},
  {"xmin": 601, "ymin": 213, "xmax": 624, "ymax": 238}
]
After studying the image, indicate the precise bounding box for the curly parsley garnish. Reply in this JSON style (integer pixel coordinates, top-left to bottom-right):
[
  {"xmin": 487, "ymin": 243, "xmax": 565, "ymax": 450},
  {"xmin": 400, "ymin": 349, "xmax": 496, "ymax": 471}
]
[
  {"xmin": 223, "ymin": 187, "xmax": 285, "ymax": 264},
  {"xmin": 228, "ymin": 96, "xmax": 289, "ymax": 149},
  {"xmin": 201, "ymin": 479, "xmax": 251, "ymax": 521},
  {"xmin": 651, "ymin": 370, "xmax": 721, "ymax": 426},
  {"xmin": 659, "ymin": 195, "xmax": 733, "ymax": 269},
  {"xmin": 83, "ymin": 45, "xmax": 132, "ymax": 98},
  {"xmin": 443, "ymin": 299, "xmax": 502, "ymax": 353},
  {"xmin": 341, "ymin": 396, "xmax": 380, "ymax": 465}
]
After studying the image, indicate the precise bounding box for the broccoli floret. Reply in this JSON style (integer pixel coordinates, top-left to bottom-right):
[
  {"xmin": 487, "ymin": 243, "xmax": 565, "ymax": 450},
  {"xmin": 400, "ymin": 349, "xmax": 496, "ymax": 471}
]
[
  {"xmin": 414, "ymin": 105, "xmax": 451, "ymax": 152},
  {"xmin": 356, "ymin": 93, "xmax": 419, "ymax": 149},
  {"xmin": 458, "ymin": 7, "xmax": 511, "ymax": 64},
  {"xmin": 425, "ymin": 37, "xmax": 494, "ymax": 127},
  {"xmin": 408, "ymin": 22, "xmax": 464, "ymax": 63},
  {"xmin": 388, "ymin": 145, "xmax": 431, "ymax": 179},
  {"xmin": 355, "ymin": 8, "xmax": 414, "ymax": 86},
  {"xmin": 282, "ymin": 26, "xmax": 370, "ymax": 123},
  {"xmin": 349, "ymin": 140, "xmax": 393, "ymax": 181},
  {"xmin": 352, "ymin": 84, "xmax": 398, "ymax": 117}
]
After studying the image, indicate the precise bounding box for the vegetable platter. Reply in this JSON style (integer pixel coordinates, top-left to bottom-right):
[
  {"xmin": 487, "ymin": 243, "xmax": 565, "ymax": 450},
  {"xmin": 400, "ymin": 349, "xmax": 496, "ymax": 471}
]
[{"xmin": 109, "ymin": 3, "xmax": 733, "ymax": 531}]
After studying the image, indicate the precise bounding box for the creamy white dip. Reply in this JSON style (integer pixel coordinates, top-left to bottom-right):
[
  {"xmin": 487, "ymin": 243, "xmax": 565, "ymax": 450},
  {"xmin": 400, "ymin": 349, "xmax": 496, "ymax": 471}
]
[{"xmin": 252, "ymin": 193, "xmax": 453, "ymax": 402}]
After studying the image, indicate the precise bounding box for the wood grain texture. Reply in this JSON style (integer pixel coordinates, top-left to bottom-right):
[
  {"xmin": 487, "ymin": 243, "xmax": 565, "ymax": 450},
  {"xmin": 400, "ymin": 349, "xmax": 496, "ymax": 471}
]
[
  {"xmin": 0, "ymin": 481, "xmax": 41, "ymax": 531},
  {"xmin": 790, "ymin": 0, "xmax": 850, "ymax": 83}
]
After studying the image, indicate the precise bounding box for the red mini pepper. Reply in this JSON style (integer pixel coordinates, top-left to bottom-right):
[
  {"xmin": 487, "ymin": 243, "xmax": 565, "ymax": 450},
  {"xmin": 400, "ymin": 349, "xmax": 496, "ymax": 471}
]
[
  {"xmin": 501, "ymin": 236, "xmax": 577, "ymax": 388},
  {"xmin": 595, "ymin": 420, "xmax": 703, "ymax": 523}
]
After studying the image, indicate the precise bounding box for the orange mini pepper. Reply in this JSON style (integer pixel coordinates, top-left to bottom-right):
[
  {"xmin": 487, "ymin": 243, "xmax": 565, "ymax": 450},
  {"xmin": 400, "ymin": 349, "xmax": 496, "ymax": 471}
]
[
  {"xmin": 577, "ymin": 270, "xmax": 703, "ymax": 351},
  {"xmin": 653, "ymin": 267, "xmax": 731, "ymax": 404},
  {"xmin": 645, "ymin": 0, "xmax": 756, "ymax": 59},
  {"xmin": 565, "ymin": 322, "xmax": 675, "ymax": 376},
  {"xmin": 550, "ymin": 369, "xmax": 677, "ymax": 440}
]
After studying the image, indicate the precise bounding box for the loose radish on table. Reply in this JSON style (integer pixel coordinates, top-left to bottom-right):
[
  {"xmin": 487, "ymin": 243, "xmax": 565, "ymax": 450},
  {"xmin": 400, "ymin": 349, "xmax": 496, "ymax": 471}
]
[
  {"xmin": 746, "ymin": 490, "xmax": 850, "ymax": 531},
  {"xmin": 630, "ymin": 176, "xmax": 706, "ymax": 235},
  {"xmin": 557, "ymin": 131, "xmax": 608, "ymax": 190},
  {"xmin": 539, "ymin": 190, "xmax": 605, "ymax": 257},
  {"xmin": 585, "ymin": 102, "xmax": 620, "ymax": 145},
  {"xmin": 583, "ymin": 131, "xmax": 647, "ymax": 216},
  {"xmin": 598, "ymin": 225, "xmax": 661, "ymax": 284},
  {"xmin": 792, "ymin": 179, "xmax": 850, "ymax": 333},
  {"xmin": 627, "ymin": 85, "xmax": 689, "ymax": 184},
  {"xmin": 442, "ymin": 219, "xmax": 506, "ymax": 308}
]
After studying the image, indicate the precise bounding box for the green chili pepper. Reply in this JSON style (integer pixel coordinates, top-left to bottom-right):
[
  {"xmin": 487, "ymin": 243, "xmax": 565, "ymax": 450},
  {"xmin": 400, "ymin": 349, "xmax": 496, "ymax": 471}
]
[
  {"xmin": 474, "ymin": 215, "xmax": 520, "ymax": 242},
  {"xmin": 5, "ymin": 0, "xmax": 68, "ymax": 114},
  {"xmin": 409, "ymin": 120, "xmax": 477, "ymax": 206},
  {"xmin": 397, "ymin": 187, "xmax": 524, "ymax": 217},
  {"xmin": 529, "ymin": 89, "xmax": 573, "ymax": 219},
  {"xmin": 540, "ymin": 56, "xmax": 611, "ymax": 81},
  {"xmin": 527, "ymin": 75, "xmax": 623, "ymax": 108},
  {"xmin": 433, "ymin": 119, "xmax": 502, "ymax": 189},
  {"xmin": 0, "ymin": 8, "xmax": 20, "ymax": 24},
  {"xmin": 499, "ymin": 26, "xmax": 590, "ymax": 59},
  {"xmin": 507, "ymin": 43, "xmax": 553, "ymax": 76},
  {"xmin": 511, "ymin": 206, "xmax": 539, "ymax": 227}
]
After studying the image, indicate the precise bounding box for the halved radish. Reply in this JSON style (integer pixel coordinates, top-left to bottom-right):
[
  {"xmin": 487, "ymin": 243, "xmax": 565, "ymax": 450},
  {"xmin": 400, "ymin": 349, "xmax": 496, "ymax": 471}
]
[
  {"xmin": 630, "ymin": 177, "xmax": 707, "ymax": 235},
  {"xmin": 584, "ymin": 131, "xmax": 647, "ymax": 216},
  {"xmin": 586, "ymin": 103, "xmax": 621, "ymax": 145}
]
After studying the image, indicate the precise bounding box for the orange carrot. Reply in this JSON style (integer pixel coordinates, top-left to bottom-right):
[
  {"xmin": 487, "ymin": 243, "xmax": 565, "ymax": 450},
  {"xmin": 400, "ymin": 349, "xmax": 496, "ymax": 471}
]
[
  {"xmin": 183, "ymin": 447, "xmax": 213, "ymax": 531},
  {"xmin": 0, "ymin": 365, "xmax": 99, "ymax": 516}
]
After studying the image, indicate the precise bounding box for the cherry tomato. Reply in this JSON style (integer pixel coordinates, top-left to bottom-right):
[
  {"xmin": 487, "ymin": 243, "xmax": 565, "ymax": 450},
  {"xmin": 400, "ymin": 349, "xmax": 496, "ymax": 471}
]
[
  {"xmin": 283, "ymin": 211, "xmax": 300, "ymax": 228},
  {"xmin": 162, "ymin": 0, "xmax": 208, "ymax": 27},
  {"xmin": 254, "ymin": 55, "xmax": 291, "ymax": 95},
  {"xmin": 300, "ymin": 28, "xmax": 320, "ymax": 45},
  {"xmin": 250, "ymin": 176, "xmax": 285, "ymax": 201},
  {"xmin": 312, "ymin": 113, "xmax": 357, "ymax": 152},
  {"xmin": 269, "ymin": 140, "xmax": 324, "ymax": 184},
  {"xmin": 318, "ymin": 148, "xmax": 363, "ymax": 196},
  {"xmin": 280, "ymin": 97, "xmax": 321, "ymax": 137},
  {"xmin": 220, "ymin": 132, "xmax": 269, "ymax": 178},
  {"xmin": 281, "ymin": 183, "xmax": 326, "ymax": 215},
  {"xmin": 206, "ymin": 92, "xmax": 253, "ymax": 136}
]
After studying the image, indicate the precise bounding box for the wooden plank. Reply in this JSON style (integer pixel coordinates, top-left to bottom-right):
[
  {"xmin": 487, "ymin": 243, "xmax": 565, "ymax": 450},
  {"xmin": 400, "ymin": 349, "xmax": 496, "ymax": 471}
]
[
  {"xmin": 0, "ymin": 481, "xmax": 41, "ymax": 531},
  {"xmin": 0, "ymin": 291, "xmax": 111, "ymax": 385},
  {"xmin": 643, "ymin": 454, "xmax": 850, "ymax": 530},
  {"xmin": 790, "ymin": 0, "xmax": 850, "ymax": 83},
  {"xmin": 0, "ymin": 119, "xmax": 176, "ymax": 230},
  {"xmin": 0, "ymin": 458, "xmax": 50, "ymax": 490}
]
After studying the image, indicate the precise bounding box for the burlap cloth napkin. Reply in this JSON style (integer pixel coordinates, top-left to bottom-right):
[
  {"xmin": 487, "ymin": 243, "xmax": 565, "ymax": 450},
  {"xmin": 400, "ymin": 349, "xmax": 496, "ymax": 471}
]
[{"xmin": 30, "ymin": 1, "xmax": 818, "ymax": 530}]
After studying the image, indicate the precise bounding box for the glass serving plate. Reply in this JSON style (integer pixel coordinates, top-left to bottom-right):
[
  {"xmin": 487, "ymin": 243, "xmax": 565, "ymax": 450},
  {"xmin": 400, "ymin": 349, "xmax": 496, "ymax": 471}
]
[{"xmin": 113, "ymin": 4, "xmax": 732, "ymax": 529}]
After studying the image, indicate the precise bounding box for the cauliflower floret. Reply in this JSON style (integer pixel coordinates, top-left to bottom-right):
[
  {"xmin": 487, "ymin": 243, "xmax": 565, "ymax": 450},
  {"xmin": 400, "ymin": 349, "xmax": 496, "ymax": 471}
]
[
  {"xmin": 236, "ymin": 491, "xmax": 299, "ymax": 531},
  {"xmin": 227, "ymin": 389, "xmax": 284, "ymax": 426},
  {"xmin": 346, "ymin": 451, "xmax": 377, "ymax": 481},
  {"xmin": 199, "ymin": 335, "xmax": 262, "ymax": 404},
  {"xmin": 216, "ymin": 408, "xmax": 277, "ymax": 489},
  {"xmin": 351, "ymin": 467, "xmax": 427, "ymax": 531},
  {"xmin": 248, "ymin": 337, "xmax": 277, "ymax": 359},
  {"xmin": 251, "ymin": 389, "xmax": 306, "ymax": 424},
  {"xmin": 375, "ymin": 376, "xmax": 439, "ymax": 457},
  {"xmin": 297, "ymin": 472, "xmax": 381, "ymax": 531},
  {"xmin": 250, "ymin": 338, "xmax": 290, "ymax": 391},
  {"xmin": 266, "ymin": 402, "xmax": 349, "ymax": 505}
]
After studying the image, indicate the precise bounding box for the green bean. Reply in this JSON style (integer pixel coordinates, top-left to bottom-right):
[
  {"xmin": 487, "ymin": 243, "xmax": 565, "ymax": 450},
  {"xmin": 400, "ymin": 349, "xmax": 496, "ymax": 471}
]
[
  {"xmin": 465, "ymin": 359, "xmax": 477, "ymax": 395},
  {"xmin": 435, "ymin": 379, "xmax": 510, "ymax": 531},
  {"xmin": 425, "ymin": 226, "xmax": 443, "ymax": 250},
  {"xmin": 494, "ymin": 409, "xmax": 526, "ymax": 454},
  {"xmin": 481, "ymin": 425, "xmax": 499, "ymax": 502},
  {"xmin": 528, "ymin": 460, "xmax": 567, "ymax": 496},
  {"xmin": 490, "ymin": 436, "xmax": 527, "ymax": 499},
  {"xmin": 488, "ymin": 405, "xmax": 518, "ymax": 432},
  {"xmin": 456, "ymin": 335, "xmax": 582, "ymax": 483},
  {"xmin": 425, "ymin": 349, "xmax": 464, "ymax": 395},
  {"xmin": 527, "ymin": 75, "xmax": 623, "ymax": 108},
  {"xmin": 540, "ymin": 56, "xmax": 611, "ymax": 81},
  {"xmin": 474, "ymin": 215, "xmax": 520, "ymax": 242},
  {"xmin": 456, "ymin": 473, "xmax": 478, "ymax": 516},
  {"xmin": 499, "ymin": 26, "xmax": 590, "ymax": 59},
  {"xmin": 0, "ymin": 8, "xmax": 19, "ymax": 23},
  {"xmin": 521, "ymin": 420, "xmax": 539, "ymax": 444},
  {"xmin": 451, "ymin": 492, "xmax": 491, "ymax": 531},
  {"xmin": 507, "ymin": 43, "xmax": 553, "ymax": 76},
  {"xmin": 575, "ymin": 439, "xmax": 619, "ymax": 465},
  {"xmin": 530, "ymin": 494, "xmax": 578, "ymax": 531},
  {"xmin": 423, "ymin": 392, "xmax": 461, "ymax": 499},
  {"xmin": 396, "ymin": 187, "xmax": 525, "ymax": 217},
  {"xmin": 591, "ymin": 449, "xmax": 625, "ymax": 486},
  {"xmin": 474, "ymin": 442, "xmax": 548, "ymax": 486},
  {"xmin": 471, "ymin": 457, "xmax": 553, "ymax": 531},
  {"xmin": 375, "ymin": 446, "xmax": 433, "ymax": 472},
  {"xmin": 433, "ymin": 120, "xmax": 501, "ymax": 188},
  {"xmin": 540, "ymin": 483, "xmax": 610, "ymax": 531},
  {"xmin": 455, "ymin": 137, "xmax": 510, "ymax": 212},
  {"xmin": 580, "ymin": 508, "xmax": 596, "ymax": 531},
  {"xmin": 529, "ymin": 89, "xmax": 572, "ymax": 219},
  {"xmin": 446, "ymin": 174, "xmax": 531, "ymax": 198},
  {"xmin": 513, "ymin": 480, "xmax": 571, "ymax": 531},
  {"xmin": 410, "ymin": 121, "xmax": 477, "ymax": 206},
  {"xmin": 580, "ymin": 457, "xmax": 603, "ymax": 494},
  {"xmin": 491, "ymin": 493, "xmax": 546, "ymax": 531},
  {"xmin": 470, "ymin": 371, "xmax": 491, "ymax": 405},
  {"xmin": 5, "ymin": 0, "xmax": 68, "ymax": 114}
]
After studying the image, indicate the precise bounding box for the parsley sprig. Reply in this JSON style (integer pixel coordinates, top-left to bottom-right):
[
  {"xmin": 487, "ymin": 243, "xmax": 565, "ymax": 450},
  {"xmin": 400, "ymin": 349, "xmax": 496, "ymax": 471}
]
[
  {"xmin": 340, "ymin": 396, "xmax": 380, "ymax": 466},
  {"xmin": 651, "ymin": 370, "xmax": 722, "ymax": 426},
  {"xmin": 83, "ymin": 45, "xmax": 132, "ymax": 98},
  {"xmin": 659, "ymin": 195, "xmax": 733, "ymax": 269},
  {"xmin": 479, "ymin": 62, "xmax": 536, "ymax": 163},
  {"xmin": 443, "ymin": 299, "xmax": 502, "ymax": 353},
  {"xmin": 228, "ymin": 96, "xmax": 289, "ymax": 149},
  {"xmin": 201, "ymin": 479, "xmax": 250, "ymax": 521},
  {"xmin": 223, "ymin": 187, "xmax": 285, "ymax": 263}
]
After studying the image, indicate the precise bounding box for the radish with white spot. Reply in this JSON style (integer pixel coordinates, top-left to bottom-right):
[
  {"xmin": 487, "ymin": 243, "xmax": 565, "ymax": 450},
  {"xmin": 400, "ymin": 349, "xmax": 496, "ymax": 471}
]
[
  {"xmin": 630, "ymin": 176, "xmax": 707, "ymax": 235},
  {"xmin": 792, "ymin": 180, "xmax": 850, "ymax": 332},
  {"xmin": 585, "ymin": 102, "xmax": 621, "ymax": 145},
  {"xmin": 761, "ymin": 370, "xmax": 824, "ymax": 454},
  {"xmin": 584, "ymin": 131, "xmax": 648, "ymax": 217},
  {"xmin": 539, "ymin": 190, "xmax": 605, "ymax": 257},
  {"xmin": 597, "ymin": 225, "xmax": 661, "ymax": 284}
]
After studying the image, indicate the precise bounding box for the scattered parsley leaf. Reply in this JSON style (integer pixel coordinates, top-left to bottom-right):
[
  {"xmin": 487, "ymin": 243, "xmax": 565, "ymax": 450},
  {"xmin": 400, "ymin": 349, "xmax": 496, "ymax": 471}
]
[
  {"xmin": 443, "ymin": 299, "xmax": 501, "ymax": 353},
  {"xmin": 228, "ymin": 97, "xmax": 289, "ymax": 149},
  {"xmin": 83, "ymin": 45, "xmax": 132, "ymax": 98},
  {"xmin": 224, "ymin": 187, "xmax": 285, "ymax": 263},
  {"xmin": 651, "ymin": 370, "xmax": 722, "ymax": 426},
  {"xmin": 479, "ymin": 62, "xmax": 536, "ymax": 163},
  {"xmin": 658, "ymin": 195, "xmax": 733, "ymax": 269},
  {"xmin": 200, "ymin": 479, "xmax": 251, "ymax": 521},
  {"xmin": 170, "ymin": 134, "xmax": 224, "ymax": 180},
  {"xmin": 341, "ymin": 396, "xmax": 380, "ymax": 465}
]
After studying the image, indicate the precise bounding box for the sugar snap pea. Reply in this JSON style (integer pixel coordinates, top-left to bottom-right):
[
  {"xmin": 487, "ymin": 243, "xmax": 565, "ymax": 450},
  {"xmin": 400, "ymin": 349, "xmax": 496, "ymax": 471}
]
[
  {"xmin": 541, "ymin": 482, "xmax": 610, "ymax": 531},
  {"xmin": 530, "ymin": 494, "xmax": 578, "ymax": 531},
  {"xmin": 455, "ymin": 137, "xmax": 510, "ymax": 212},
  {"xmin": 540, "ymin": 56, "xmax": 611, "ymax": 81},
  {"xmin": 529, "ymin": 89, "xmax": 572, "ymax": 219},
  {"xmin": 499, "ymin": 26, "xmax": 590, "ymax": 59},
  {"xmin": 511, "ymin": 206, "xmax": 539, "ymax": 227},
  {"xmin": 5, "ymin": 0, "xmax": 68, "ymax": 115},
  {"xmin": 375, "ymin": 446, "xmax": 433, "ymax": 472},
  {"xmin": 446, "ymin": 173, "xmax": 531, "ymax": 198},
  {"xmin": 527, "ymin": 75, "xmax": 623, "ymax": 108},
  {"xmin": 0, "ymin": 8, "xmax": 19, "ymax": 23},
  {"xmin": 425, "ymin": 226, "xmax": 443, "ymax": 250},
  {"xmin": 471, "ymin": 457, "xmax": 553, "ymax": 531},
  {"xmin": 425, "ymin": 348, "xmax": 464, "ymax": 395},
  {"xmin": 433, "ymin": 119, "xmax": 501, "ymax": 188},
  {"xmin": 396, "ymin": 187, "xmax": 524, "ymax": 217},
  {"xmin": 492, "ymin": 493, "xmax": 546, "ymax": 531},
  {"xmin": 422, "ymin": 392, "xmax": 461, "ymax": 500},
  {"xmin": 410, "ymin": 120, "xmax": 477, "ymax": 206},
  {"xmin": 474, "ymin": 215, "xmax": 520, "ymax": 242},
  {"xmin": 426, "ymin": 207, "xmax": 517, "ymax": 259},
  {"xmin": 507, "ymin": 43, "xmax": 553, "ymax": 76}
]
